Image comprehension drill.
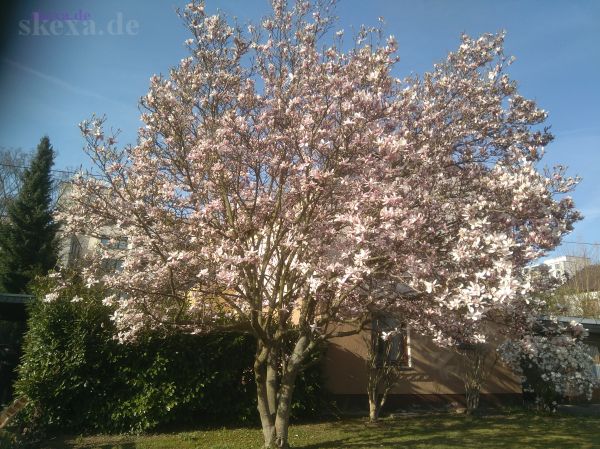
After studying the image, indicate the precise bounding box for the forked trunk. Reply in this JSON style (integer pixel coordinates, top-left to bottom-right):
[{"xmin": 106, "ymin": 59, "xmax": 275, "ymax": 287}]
[
  {"xmin": 465, "ymin": 385, "xmax": 481, "ymax": 414},
  {"xmin": 460, "ymin": 344, "xmax": 496, "ymax": 414},
  {"xmin": 255, "ymin": 335, "xmax": 310, "ymax": 448},
  {"xmin": 255, "ymin": 353, "xmax": 276, "ymax": 447},
  {"xmin": 256, "ymin": 393, "xmax": 296, "ymax": 447},
  {"xmin": 256, "ymin": 374, "xmax": 298, "ymax": 448},
  {"xmin": 273, "ymin": 373, "xmax": 297, "ymax": 449},
  {"xmin": 367, "ymin": 384, "xmax": 390, "ymax": 422}
]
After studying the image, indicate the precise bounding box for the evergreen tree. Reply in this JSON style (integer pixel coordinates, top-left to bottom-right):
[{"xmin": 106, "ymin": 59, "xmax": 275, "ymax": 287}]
[{"xmin": 0, "ymin": 136, "xmax": 58, "ymax": 293}]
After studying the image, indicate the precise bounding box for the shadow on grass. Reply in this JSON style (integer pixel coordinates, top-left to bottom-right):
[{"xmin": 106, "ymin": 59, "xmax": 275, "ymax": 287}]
[
  {"xmin": 97, "ymin": 445, "xmax": 135, "ymax": 449},
  {"xmin": 299, "ymin": 413, "xmax": 600, "ymax": 449},
  {"xmin": 41, "ymin": 441, "xmax": 137, "ymax": 449},
  {"xmin": 39, "ymin": 411, "xmax": 600, "ymax": 449}
]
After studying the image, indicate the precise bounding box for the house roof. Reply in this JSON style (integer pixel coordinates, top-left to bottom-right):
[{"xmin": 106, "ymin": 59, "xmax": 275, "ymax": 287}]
[
  {"xmin": 0, "ymin": 293, "xmax": 34, "ymax": 321},
  {"xmin": 0, "ymin": 293, "xmax": 33, "ymax": 304},
  {"xmin": 556, "ymin": 316, "xmax": 600, "ymax": 334}
]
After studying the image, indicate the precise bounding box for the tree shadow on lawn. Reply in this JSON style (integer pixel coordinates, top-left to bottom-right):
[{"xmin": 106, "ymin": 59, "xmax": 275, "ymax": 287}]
[
  {"xmin": 298, "ymin": 414, "xmax": 600, "ymax": 449},
  {"xmin": 42, "ymin": 412, "xmax": 600, "ymax": 449},
  {"xmin": 98, "ymin": 445, "xmax": 136, "ymax": 449},
  {"xmin": 41, "ymin": 440, "xmax": 138, "ymax": 449},
  {"xmin": 38, "ymin": 442, "xmax": 135, "ymax": 449}
]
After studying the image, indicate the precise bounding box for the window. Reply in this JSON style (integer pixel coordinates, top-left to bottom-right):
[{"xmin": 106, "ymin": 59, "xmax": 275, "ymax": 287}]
[
  {"xmin": 372, "ymin": 315, "xmax": 411, "ymax": 368},
  {"xmin": 116, "ymin": 237, "xmax": 128, "ymax": 249},
  {"xmin": 99, "ymin": 235, "xmax": 128, "ymax": 249},
  {"xmin": 68, "ymin": 236, "xmax": 82, "ymax": 266},
  {"xmin": 101, "ymin": 258, "xmax": 124, "ymax": 272},
  {"xmin": 586, "ymin": 344, "xmax": 600, "ymax": 380}
]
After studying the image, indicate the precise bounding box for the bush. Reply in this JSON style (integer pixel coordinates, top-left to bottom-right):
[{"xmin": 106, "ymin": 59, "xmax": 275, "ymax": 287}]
[
  {"xmin": 0, "ymin": 430, "xmax": 15, "ymax": 449},
  {"xmin": 498, "ymin": 319, "xmax": 598, "ymax": 411},
  {"xmin": 14, "ymin": 272, "xmax": 326, "ymax": 435},
  {"xmin": 15, "ymin": 273, "xmax": 119, "ymax": 433},
  {"xmin": 109, "ymin": 331, "xmax": 257, "ymax": 432}
]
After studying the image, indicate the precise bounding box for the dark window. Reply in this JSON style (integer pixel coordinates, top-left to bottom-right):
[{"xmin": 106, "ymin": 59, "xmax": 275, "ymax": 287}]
[
  {"xmin": 372, "ymin": 316, "xmax": 410, "ymax": 368},
  {"xmin": 586, "ymin": 344, "xmax": 600, "ymax": 380},
  {"xmin": 116, "ymin": 237, "xmax": 128, "ymax": 249},
  {"xmin": 99, "ymin": 235, "xmax": 128, "ymax": 249},
  {"xmin": 68, "ymin": 236, "xmax": 82, "ymax": 266},
  {"xmin": 101, "ymin": 258, "xmax": 124, "ymax": 272}
]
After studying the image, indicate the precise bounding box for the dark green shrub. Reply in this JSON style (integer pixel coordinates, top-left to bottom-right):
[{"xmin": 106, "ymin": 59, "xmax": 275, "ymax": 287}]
[
  {"xmin": 15, "ymin": 273, "xmax": 118, "ymax": 432},
  {"xmin": 0, "ymin": 430, "xmax": 15, "ymax": 449},
  {"xmin": 109, "ymin": 331, "xmax": 257, "ymax": 431},
  {"xmin": 15, "ymin": 272, "xmax": 326, "ymax": 435}
]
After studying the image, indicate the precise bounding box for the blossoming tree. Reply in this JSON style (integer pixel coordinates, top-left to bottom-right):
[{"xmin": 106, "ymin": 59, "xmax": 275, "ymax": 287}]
[{"xmin": 60, "ymin": 1, "xmax": 580, "ymax": 447}]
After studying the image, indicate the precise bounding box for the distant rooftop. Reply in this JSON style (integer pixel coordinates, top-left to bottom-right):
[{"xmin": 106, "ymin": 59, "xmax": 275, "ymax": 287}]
[
  {"xmin": 527, "ymin": 255, "xmax": 592, "ymax": 280},
  {"xmin": 556, "ymin": 316, "xmax": 600, "ymax": 334},
  {"xmin": 0, "ymin": 293, "xmax": 34, "ymax": 321}
]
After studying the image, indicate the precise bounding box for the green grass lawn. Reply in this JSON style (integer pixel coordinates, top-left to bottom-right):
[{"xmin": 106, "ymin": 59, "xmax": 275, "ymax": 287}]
[{"xmin": 30, "ymin": 411, "xmax": 600, "ymax": 449}]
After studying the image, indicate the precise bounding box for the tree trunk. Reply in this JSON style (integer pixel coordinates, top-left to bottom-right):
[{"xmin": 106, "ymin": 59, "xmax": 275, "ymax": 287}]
[
  {"xmin": 254, "ymin": 334, "xmax": 311, "ymax": 449},
  {"xmin": 367, "ymin": 382, "xmax": 380, "ymax": 422},
  {"xmin": 267, "ymin": 347, "xmax": 279, "ymax": 423},
  {"xmin": 368, "ymin": 397, "xmax": 379, "ymax": 422},
  {"xmin": 255, "ymin": 345, "xmax": 276, "ymax": 448},
  {"xmin": 465, "ymin": 385, "xmax": 480, "ymax": 413},
  {"xmin": 460, "ymin": 344, "xmax": 495, "ymax": 415},
  {"xmin": 367, "ymin": 386, "xmax": 390, "ymax": 422},
  {"xmin": 273, "ymin": 370, "xmax": 299, "ymax": 449}
]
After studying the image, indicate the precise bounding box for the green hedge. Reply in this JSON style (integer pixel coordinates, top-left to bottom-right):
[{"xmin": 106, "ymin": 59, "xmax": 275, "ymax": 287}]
[{"xmin": 14, "ymin": 274, "xmax": 325, "ymax": 434}]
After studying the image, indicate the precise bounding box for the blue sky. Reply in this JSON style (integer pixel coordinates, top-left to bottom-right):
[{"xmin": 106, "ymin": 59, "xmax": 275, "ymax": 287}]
[{"xmin": 0, "ymin": 0, "xmax": 598, "ymax": 257}]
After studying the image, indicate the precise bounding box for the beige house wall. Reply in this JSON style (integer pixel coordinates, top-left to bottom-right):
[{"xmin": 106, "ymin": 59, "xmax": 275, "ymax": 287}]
[{"xmin": 323, "ymin": 327, "xmax": 521, "ymax": 396}]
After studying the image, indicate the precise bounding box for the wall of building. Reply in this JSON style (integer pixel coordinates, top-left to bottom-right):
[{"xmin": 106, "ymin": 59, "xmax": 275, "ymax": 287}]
[{"xmin": 322, "ymin": 327, "xmax": 521, "ymax": 398}]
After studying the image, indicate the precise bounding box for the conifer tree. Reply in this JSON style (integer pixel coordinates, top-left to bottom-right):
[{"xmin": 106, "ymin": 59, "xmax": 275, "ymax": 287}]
[{"xmin": 0, "ymin": 136, "xmax": 58, "ymax": 293}]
